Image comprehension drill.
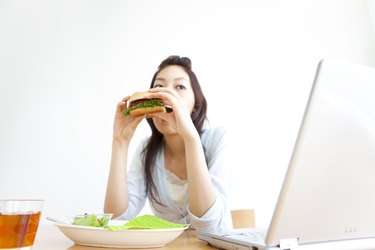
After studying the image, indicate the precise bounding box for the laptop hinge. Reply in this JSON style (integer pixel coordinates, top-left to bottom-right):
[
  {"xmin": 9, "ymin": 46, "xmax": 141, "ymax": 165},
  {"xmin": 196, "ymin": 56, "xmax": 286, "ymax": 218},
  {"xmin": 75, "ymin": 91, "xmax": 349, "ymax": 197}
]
[{"xmin": 279, "ymin": 238, "xmax": 299, "ymax": 250}]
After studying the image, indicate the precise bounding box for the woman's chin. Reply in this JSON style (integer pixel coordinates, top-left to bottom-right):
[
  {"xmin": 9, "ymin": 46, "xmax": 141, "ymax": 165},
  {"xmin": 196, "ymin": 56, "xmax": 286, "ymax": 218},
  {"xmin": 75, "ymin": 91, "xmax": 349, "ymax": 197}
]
[{"xmin": 154, "ymin": 120, "xmax": 177, "ymax": 135}]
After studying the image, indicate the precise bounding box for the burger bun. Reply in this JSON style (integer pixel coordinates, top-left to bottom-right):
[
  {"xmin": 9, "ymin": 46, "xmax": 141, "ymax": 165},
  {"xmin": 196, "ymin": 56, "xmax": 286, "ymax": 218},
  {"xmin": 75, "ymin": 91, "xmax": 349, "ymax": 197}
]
[{"xmin": 129, "ymin": 106, "xmax": 167, "ymax": 117}]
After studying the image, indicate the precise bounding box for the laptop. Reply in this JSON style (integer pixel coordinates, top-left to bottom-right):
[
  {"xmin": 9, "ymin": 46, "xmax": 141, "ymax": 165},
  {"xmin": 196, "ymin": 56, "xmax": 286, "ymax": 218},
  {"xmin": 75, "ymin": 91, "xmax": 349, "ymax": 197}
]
[{"xmin": 198, "ymin": 58, "xmax": 375, "ymax": 250}]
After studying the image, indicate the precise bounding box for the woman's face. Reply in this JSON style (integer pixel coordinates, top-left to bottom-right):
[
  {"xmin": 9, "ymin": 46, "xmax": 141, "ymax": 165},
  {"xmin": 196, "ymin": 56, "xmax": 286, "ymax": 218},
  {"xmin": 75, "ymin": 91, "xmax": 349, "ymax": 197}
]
[{"xmin": 151, "ymin": 65, "xmax": 195, "ymax": 134}]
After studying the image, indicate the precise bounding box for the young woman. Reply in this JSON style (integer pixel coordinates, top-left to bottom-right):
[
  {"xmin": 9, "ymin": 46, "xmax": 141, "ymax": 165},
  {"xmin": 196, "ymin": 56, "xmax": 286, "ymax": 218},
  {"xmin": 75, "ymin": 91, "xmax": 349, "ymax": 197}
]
[{"xmin": 104, "ymin": 56, "xmax": 231, "ymax": 231}]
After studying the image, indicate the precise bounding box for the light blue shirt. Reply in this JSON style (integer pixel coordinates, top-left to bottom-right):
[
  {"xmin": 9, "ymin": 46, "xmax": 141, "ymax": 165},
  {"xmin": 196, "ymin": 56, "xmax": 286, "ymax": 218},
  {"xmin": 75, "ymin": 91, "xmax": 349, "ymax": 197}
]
[{"xmin": 119, "ymin": 126, "xmax": 231, "ymax": 232}]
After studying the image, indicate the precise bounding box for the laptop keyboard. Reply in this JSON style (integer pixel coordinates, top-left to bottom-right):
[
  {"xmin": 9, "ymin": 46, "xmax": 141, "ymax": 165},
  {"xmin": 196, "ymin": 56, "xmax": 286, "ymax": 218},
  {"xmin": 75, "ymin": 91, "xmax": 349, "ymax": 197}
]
[{"xmin": 223, "ymin": 228, "xmax": 267, "ymax": 244}]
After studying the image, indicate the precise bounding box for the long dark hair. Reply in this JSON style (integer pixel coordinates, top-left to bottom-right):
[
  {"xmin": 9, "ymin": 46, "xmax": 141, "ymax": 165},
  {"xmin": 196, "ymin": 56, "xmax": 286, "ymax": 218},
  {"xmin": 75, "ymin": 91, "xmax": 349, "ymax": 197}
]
[{"xmin": 142, "ymin": 55, "xmax": 208, "ymax": 206}]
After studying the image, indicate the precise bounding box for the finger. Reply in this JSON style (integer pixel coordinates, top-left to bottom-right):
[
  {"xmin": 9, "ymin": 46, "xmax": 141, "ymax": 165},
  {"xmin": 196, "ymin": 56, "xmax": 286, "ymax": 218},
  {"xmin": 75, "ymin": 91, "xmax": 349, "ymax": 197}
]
[
  {"xmin": 117, "ymin": 96, "xmax": 131, "ymax": 110},
  {"xmin": 146, "ymin": 91, "xmax": 176, "ymax": 103},
  {"xmin": 116, "ymin": 100, "xmax": 127, "ymax": 111},
  {"xmin": 129, "ymin": 115, "xmax": 144, "ymax": 129},
  {"xmin": 148, "ymin": 87, "xmax": 176, "ymax": 96},
  {"xmin": 122, "ymin": 95, "xmax": 131, "ymax": 102}
]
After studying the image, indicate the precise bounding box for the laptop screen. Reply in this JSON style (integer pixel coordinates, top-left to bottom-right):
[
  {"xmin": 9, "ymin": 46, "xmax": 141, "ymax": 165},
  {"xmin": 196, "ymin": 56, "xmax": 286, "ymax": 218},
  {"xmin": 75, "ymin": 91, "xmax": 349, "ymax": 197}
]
[{"xmin": 266, "ymin": 58, "xmax": 375, "ymax": 246}]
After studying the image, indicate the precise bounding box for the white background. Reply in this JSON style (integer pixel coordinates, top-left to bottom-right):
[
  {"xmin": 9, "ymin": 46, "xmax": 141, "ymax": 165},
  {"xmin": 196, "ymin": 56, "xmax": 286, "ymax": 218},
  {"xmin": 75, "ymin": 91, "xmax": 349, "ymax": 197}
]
[{"xmin": 1, "ymin": 0, "xmax": 375, "ymax": 227}]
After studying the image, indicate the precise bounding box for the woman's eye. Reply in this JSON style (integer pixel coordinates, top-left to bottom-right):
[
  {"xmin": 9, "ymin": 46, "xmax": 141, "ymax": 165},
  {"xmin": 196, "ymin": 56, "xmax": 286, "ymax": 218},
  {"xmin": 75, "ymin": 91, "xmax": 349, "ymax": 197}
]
[
  {"xmin": 175, "ymin": 85, "xmax": 186, "ymax": 90},
  {"xmin": 153, "ymin": 84, "xmax": 163, "ymax": 88}
]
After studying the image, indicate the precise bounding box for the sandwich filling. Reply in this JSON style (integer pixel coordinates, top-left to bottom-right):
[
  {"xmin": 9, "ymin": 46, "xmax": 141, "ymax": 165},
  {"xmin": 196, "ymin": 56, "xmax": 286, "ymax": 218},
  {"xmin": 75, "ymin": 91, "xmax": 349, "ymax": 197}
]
[{"xmin": 123, "ymin": 99, "xmax": 172, "ymax": 116}]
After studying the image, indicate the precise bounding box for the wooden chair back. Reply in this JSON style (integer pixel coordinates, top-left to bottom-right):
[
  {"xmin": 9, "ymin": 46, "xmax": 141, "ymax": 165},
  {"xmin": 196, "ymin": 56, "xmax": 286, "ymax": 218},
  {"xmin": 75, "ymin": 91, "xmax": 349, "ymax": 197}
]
[{"xmin": 231, "ymin": 209, "xmax": 256, "ymax": 228}]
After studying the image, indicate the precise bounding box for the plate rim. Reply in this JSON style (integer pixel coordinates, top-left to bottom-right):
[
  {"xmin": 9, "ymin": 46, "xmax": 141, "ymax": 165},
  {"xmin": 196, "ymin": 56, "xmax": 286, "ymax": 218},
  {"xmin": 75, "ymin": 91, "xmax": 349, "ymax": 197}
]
[{"xmin": 53, "ymin": 221, "xmax": 189, "ymax": 232}]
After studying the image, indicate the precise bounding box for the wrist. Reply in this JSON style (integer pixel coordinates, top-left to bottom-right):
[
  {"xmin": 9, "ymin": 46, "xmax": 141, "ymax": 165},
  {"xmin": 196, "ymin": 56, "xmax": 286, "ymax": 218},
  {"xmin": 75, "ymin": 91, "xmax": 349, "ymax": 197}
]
[
  {"xmin": 112, "ymin": 137, "xmax": 130, "ymax": 149},
  {"xmin": 182, "ymin": 130, "xmax": 201, "ymax": 145}
]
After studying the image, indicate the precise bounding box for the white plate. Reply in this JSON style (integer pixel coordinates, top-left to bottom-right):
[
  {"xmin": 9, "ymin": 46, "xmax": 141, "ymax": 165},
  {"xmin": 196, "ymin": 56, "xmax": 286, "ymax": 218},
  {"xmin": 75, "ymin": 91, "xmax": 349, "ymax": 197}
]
[{"xmin": 54, "ymin": 221, "xmax": 188, "ymax": 248}]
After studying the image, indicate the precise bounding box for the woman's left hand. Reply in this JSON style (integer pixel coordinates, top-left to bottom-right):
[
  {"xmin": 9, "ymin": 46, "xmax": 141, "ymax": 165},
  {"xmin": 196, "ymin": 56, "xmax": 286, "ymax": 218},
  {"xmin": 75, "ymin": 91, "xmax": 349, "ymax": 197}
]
[{"xmin": 146, "ymin": 87, "xmax": 198, "ymax": 139}]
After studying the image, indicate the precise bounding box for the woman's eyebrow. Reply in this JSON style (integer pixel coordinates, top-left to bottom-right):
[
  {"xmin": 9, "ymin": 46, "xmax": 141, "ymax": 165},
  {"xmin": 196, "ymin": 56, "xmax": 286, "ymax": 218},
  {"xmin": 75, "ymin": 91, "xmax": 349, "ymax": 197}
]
[
  {"xmin": 155, "ymin": 77, "xmax": 188, "ymax": 82},
  {"xmin": 155, "ymin": 77, "xmax": 166, "ymax": 82},
  {"xmin": 174, "ymin": 77, "xmax": 188, "ymax": 81}
]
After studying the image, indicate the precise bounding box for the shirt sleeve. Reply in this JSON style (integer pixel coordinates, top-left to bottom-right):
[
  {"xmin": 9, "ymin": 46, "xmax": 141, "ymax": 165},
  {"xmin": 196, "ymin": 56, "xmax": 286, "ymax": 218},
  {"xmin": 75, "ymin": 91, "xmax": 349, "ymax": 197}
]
[
  {"xmin": 187, "ymin": 127, "xmax": 232, "ymax": 232},
  {"xmin": 117, "ymin": 140, "xmax": 148, "ymax": 220}
]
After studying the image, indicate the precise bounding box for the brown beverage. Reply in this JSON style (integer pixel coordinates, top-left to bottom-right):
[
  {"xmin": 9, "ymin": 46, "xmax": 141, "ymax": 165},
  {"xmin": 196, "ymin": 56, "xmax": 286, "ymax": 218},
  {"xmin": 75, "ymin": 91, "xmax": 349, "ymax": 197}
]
[{"xmin": 0, "ymin": 211, "xmax": 41, "ymax": 248}]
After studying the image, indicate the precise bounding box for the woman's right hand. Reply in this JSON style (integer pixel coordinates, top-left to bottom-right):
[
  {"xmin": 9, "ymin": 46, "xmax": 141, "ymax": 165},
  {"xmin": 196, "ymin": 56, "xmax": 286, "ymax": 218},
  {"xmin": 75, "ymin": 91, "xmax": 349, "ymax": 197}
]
[{"xmin": 113, "ymin": 96, "xmax": 144, "ymax": 143}]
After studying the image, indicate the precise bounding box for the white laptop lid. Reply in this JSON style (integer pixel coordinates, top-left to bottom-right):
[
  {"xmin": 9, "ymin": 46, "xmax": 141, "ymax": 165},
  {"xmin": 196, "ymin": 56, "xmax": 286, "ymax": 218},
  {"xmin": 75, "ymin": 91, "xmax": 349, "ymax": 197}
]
[{"xmin": 266, "ymin": 58, "xmax": 375, "ymax": 246}]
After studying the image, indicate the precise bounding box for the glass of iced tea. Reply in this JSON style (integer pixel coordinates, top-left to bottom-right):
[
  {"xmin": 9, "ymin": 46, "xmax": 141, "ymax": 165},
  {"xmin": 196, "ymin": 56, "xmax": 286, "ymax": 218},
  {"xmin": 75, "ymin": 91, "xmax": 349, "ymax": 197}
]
[{"xmin": 0, "ymin": 199, "xmax": 43, "ymax": 249}]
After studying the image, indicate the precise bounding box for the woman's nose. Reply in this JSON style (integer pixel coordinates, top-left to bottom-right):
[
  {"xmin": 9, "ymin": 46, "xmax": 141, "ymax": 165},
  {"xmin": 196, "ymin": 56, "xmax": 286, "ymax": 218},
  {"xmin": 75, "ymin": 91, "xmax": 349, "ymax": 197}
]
[{"xmin": 164, "ymin": 85, "xmax": 177, "ymax": 93}]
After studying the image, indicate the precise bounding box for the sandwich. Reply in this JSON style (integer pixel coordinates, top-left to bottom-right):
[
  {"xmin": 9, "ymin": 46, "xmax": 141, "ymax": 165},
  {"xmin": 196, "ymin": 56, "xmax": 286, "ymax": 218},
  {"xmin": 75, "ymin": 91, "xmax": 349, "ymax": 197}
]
[{"xmin": 123, "ymin": 91, "xmax": 173, "ymax": 117}]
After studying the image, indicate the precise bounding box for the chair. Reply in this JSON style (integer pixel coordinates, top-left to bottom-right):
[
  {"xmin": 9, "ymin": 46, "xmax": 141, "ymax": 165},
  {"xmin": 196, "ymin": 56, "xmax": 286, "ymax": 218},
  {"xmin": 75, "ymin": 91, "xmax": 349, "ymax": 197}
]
[{"xmin": 231, "ymin": 209, "xmax": 255, "ymax": 228}]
